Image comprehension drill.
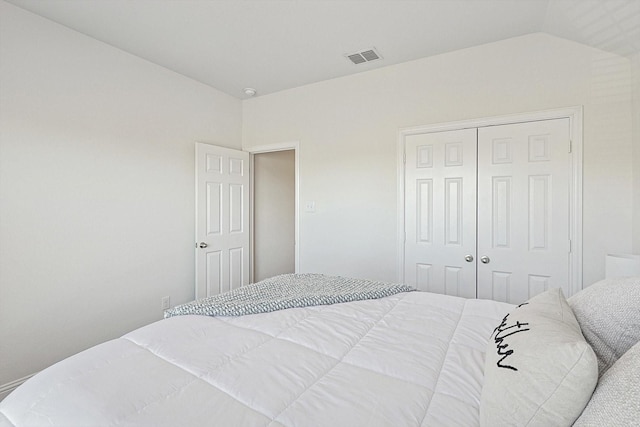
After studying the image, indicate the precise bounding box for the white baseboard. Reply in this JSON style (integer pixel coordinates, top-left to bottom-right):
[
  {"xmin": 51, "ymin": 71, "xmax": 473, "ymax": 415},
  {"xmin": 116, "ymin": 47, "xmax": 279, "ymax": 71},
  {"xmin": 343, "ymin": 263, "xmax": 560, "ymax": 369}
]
[{"xmin": 0, "ymin": 374, "xmax": 36, "ymax": 401}]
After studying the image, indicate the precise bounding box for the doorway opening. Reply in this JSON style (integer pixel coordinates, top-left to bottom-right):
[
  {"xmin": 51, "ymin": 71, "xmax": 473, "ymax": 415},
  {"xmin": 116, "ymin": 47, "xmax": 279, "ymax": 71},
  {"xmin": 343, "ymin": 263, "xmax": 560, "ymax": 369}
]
[{"xmin": 249, "ymin": 142, "xmax": 299, "ymax": 283}]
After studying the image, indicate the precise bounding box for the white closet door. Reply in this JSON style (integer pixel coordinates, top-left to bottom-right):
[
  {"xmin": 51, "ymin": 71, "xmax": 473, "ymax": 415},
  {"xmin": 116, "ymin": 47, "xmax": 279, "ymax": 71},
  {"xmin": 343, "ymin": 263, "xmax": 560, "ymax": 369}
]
[
  {"xmin": 476, "ymin": 119, "xmax": 571, "ymax": 303},
  {"xmin": 195, "ymin": 143, "xmax": 250, "ymax": 299},
  {"xmin": 404, "ymin": 129, "xmax": 477, "ymax": 298}
]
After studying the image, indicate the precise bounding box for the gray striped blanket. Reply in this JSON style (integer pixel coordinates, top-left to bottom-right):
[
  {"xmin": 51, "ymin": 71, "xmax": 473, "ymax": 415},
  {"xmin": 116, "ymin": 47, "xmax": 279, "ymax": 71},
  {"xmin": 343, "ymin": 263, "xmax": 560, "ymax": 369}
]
[{"xmin": 164, "ymin": 273, "xmax": 414, "ymax": 318}]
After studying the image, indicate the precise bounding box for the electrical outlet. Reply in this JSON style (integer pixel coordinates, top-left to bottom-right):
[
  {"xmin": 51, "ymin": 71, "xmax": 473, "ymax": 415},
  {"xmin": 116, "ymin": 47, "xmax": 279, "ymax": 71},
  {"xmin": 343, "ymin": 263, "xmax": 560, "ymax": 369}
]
[{"xmin": 161, "ymin": 296, "xmax": 170, "ymax": 310}]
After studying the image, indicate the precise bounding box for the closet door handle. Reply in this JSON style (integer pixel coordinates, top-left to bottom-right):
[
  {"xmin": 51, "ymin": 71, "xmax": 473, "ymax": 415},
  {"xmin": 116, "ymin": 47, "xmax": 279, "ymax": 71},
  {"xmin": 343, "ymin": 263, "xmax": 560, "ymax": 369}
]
[
  {"xmin": 464, "ymin": 255, "xmax": 474, "ymax": 262},
  {"xmin": 480, "ymin": 256, "xmax": 490, "ymax": 264},
  {"xmin": 198, "ymin": 242, "xmax": 208, "ymax": 249}
]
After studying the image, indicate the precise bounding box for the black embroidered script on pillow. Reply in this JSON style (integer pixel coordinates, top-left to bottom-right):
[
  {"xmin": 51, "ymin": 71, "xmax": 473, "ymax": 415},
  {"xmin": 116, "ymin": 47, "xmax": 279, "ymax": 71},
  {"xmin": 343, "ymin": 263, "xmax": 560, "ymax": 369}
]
[{"xmin": 491, "ymin": 302, "xmax": 530, "ymax": 371}]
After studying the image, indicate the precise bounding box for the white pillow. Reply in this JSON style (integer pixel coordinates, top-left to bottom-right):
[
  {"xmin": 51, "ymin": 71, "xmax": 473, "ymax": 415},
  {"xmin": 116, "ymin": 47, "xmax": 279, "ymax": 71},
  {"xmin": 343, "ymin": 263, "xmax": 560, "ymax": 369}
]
[
  {"xmin": 573, "ymin": 340, "xmax": 640, "ymax": 426},
  {"xmin": 480, "ymin": 288, "xmax": 598, "ymax": 427},
  {"xmin": 568, "ymin": 276, "xmax": 640, "ymax": 377}
]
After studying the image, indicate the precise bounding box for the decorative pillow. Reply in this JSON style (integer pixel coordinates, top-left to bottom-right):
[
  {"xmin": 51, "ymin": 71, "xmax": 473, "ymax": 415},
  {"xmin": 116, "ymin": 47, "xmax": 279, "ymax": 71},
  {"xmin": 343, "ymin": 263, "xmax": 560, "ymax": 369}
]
[
  {"xmin": 573, "ymin": 340, "xmax": 640, "ymax": 426},
  {"xmin": 480, "ymin": 288, "xmax": 598, "ymax": 427},
  {"xmin": 568, "ymin": 276, "xmax": 640, "ymax": 377}
]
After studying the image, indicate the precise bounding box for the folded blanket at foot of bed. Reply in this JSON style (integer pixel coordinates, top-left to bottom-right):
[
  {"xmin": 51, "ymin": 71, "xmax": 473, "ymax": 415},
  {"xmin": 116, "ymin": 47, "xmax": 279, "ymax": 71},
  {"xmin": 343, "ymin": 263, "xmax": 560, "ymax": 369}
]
[{"xmin": 164, "ymin": 273, "xmax": 415, "ymax": 318}]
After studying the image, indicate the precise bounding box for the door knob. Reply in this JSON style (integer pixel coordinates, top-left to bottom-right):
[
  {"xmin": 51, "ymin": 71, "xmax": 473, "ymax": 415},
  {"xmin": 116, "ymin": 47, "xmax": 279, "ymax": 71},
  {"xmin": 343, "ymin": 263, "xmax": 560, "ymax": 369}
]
[
  {"xmin": 464, "ymin": 254, "xmax": 474, "ymax": 262},
  {"xmin": 480, "ymin": 256, "xmax": 490, "ymax": 264},
  {"xmin": 198, "ymin": 242, "xmax": 208, "ymax": 249}
]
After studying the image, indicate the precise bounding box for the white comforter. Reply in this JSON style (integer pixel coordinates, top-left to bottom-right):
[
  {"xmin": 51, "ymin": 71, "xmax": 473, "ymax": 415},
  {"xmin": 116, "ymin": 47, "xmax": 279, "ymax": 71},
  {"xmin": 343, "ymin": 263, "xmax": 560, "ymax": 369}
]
[{"xmin": 0, "ymin": 291, "xmax": 512, "ymax": 427}]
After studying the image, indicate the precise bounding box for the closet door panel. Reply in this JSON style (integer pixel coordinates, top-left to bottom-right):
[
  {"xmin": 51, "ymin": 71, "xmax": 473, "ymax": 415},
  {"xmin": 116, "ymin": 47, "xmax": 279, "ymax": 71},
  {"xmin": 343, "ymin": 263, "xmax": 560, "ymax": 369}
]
[
  {"xmin": 476, "ymin": 119, "xmax": 571, "ymax": 304},
  {"xmin": 405, "ymin": 129, "xmax": 477, "ymax": 298}
]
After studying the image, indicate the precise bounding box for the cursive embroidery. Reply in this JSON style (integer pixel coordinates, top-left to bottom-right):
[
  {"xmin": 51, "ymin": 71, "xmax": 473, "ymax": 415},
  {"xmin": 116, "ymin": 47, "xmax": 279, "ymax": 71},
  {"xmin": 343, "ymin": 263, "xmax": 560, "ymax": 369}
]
[{"xmin": 491, "ymin": 307, "xmax": 530, "ymax": 371}]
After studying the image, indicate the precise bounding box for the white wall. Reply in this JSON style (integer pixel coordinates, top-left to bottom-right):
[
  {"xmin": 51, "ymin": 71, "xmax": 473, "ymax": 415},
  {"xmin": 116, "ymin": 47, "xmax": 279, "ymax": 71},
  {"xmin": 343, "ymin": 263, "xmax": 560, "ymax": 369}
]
[
  {"xmin": 242, "ymin": 33, "xmax": 635, "ymax": 288},
  {"xmin": 0, "ymin": 1, "xmax": 242, "ymax": 392},
  {"xmin": 253, "ymin": 150, "xmax": 296, "ymax": 281}
]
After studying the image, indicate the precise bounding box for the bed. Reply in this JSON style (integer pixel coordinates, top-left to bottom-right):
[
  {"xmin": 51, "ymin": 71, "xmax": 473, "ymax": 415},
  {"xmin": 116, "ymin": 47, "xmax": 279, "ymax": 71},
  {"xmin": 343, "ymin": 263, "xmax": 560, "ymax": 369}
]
[{"xmin": 1, "ymin": 274, "xmax": 638, "ymax": 427}]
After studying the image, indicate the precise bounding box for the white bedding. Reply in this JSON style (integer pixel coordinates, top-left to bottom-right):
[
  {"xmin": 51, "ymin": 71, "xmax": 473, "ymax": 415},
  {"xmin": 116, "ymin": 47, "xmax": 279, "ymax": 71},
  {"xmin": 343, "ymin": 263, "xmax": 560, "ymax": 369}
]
[{"xmin": 0, "ymin": 291, "xmax": 512, "ymax": 427}]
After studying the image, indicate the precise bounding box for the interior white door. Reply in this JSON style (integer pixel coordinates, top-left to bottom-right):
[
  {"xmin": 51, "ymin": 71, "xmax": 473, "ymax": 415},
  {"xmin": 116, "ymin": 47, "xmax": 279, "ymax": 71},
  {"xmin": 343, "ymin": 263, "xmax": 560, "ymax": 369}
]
[
  {"xmin": 476, "ymin": 118, "xmax": 571, "ymax": 303},
  {"xmin": 195, "ymin": 143, "xmax": 250, "ymax": 299},
  {"xmin": 404, "ymin": 129, "xmax": 478, "ymax": 298}
]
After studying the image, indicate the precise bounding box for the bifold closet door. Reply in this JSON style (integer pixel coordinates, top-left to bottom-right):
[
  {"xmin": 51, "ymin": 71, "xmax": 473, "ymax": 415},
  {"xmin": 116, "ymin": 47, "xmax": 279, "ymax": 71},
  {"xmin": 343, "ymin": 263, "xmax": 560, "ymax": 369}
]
[
  {"xmin": 404, "ymin": 129, "xmax": 478, "ymax": 298},
  {"xmin": 476, "ymin": 118, "xmax": 571, "ymax": 303}
]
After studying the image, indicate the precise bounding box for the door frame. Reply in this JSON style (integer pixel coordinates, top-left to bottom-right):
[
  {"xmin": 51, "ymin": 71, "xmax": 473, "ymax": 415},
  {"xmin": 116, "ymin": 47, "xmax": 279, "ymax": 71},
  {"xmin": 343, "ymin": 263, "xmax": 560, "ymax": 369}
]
[
  {"xmin": 397, "ymin": 106, "xmax": 583, "ymax": 296},
  {"xmin": 247, "ymin": 141, "xmax": 300, "ymax": 283}
]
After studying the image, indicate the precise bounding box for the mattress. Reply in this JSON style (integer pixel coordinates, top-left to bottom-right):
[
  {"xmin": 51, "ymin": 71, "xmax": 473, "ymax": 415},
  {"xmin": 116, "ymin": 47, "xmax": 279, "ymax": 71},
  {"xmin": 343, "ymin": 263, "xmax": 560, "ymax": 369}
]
[{"xmin": 0, "ymin": 291, "xmax": 512, "ymax": 427}]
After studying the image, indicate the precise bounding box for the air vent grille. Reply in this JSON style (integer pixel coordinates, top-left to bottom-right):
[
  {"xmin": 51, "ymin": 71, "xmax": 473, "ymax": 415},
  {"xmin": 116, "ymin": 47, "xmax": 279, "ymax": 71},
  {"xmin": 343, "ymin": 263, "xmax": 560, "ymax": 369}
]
[
  {"xmin": 346, "ymin": 47, "xmax": 382, "ymax": 65},
  {"xmin": 347, "ymin": 53, "xmax": 367, "ymax": 64},
  {"xmin": 360, "ymin": 49, "xmax": 379, "ymax": 61}
]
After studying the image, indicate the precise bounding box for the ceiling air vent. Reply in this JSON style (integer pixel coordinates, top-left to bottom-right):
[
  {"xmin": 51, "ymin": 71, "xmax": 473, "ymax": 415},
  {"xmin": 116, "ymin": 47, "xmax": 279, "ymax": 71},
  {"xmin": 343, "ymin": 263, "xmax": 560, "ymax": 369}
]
[{"xmin": 346, "ymin": 48, "xmax": 382, "ymax": 65}]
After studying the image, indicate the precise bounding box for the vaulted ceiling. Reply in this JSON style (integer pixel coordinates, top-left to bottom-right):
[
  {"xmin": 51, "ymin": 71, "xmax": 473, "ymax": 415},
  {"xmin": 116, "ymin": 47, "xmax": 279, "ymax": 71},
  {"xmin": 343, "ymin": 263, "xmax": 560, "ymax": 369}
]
[{"xmin": 6, "ymin": 0, "xmax": 640, "ymax": 98}]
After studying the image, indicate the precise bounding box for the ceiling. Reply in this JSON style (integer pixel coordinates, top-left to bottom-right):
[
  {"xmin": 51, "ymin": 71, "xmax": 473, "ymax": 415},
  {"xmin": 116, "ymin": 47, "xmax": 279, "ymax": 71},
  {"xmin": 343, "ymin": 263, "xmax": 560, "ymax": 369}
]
[{"xmin": 5, "ymin": 0, "xmax": 640, "ymax": 99}]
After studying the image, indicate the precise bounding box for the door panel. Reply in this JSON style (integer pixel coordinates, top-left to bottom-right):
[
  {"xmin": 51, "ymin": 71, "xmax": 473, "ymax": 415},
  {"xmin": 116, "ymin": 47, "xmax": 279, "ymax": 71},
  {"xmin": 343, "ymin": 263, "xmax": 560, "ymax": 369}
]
[
  {"xmin": 476, "ymin": 119, "xmax": 571, "ymax": 303},
  {"xmin": 196, "ymin": 143, "xmax": 250, "ymax": 299},
  {"xmin": 404, "ymin": 129, "xmax": 478, "ymax": 298}
]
